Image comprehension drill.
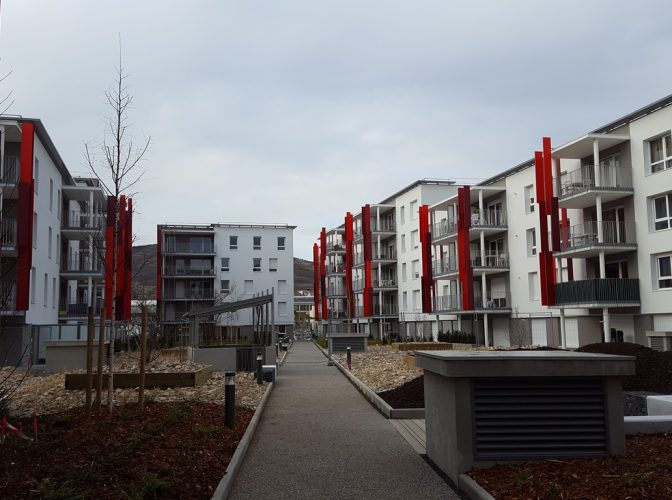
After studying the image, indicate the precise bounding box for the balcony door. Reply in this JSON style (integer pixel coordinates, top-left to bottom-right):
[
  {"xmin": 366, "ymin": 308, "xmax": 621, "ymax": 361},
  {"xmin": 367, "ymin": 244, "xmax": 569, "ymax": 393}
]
[
  {"xmin": 605, "ymin": 261, "xmax": 628, "ymax": 279},
  {"xmin": 598, "ymin": 207, "xmax": 626, "ymax": 244}
]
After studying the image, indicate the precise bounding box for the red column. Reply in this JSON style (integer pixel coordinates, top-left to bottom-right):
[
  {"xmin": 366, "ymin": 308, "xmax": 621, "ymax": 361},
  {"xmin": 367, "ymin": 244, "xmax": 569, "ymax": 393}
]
[
  {"xmin": 345, "ymin": 212, "xmax": 354, "ymax": 318},
  {"xmin": 313, "ymin": 243, "xmax": 320, "ymax": 322},
  {"xmin": 115, "ymin": 196, "xmax": 126, "ymax": 321},
  {"xmin": 457, "ymin": 187, "xmax": 473, "ymax": 310},
  {"xmin": 362, "ymin": 205, "xmax": 373, "ymax": 316},
  {"xmin": 124, "ymin": 198, "xmax": 133, "ymax": 320},
  {"xmin": 105, "ymin": 196, "xmax": 115, "ymax": 319},
  {"xmin": 15, "ymin": 122, "xmax": 35, "ymax": 311},
  {"xmin": 320, "ymin": 228, "xmax": 328, "ymax": 320},
  {"xmin": 419, "ymin": 205, "xmax": 433, "ymax": 313}
]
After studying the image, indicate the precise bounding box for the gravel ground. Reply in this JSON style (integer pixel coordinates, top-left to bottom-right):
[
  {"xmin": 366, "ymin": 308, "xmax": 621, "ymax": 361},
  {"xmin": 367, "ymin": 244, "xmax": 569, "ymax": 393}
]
[{"xmin": 2, "ymin": 354, "xmax": 268, "ymax": 418}]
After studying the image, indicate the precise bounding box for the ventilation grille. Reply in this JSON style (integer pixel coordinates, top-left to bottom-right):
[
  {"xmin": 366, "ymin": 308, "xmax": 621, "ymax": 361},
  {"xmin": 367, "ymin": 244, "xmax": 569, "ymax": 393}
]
[
  {"xmin": 649, "ymin": 336, "xmax": 665, "ymax": 352},
  {"xmin": 473, "ymin": 378, "xmax": 607, "ymax": 461},
  {"xmin": 331, "ymin": 337, "xmax": 366, "ymax": 352}
]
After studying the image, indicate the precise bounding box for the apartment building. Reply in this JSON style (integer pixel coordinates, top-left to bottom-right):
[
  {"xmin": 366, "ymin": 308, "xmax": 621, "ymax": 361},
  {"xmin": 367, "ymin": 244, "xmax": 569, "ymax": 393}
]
[
  {"xmin": 157, "ymin": 223, "xmax": 295, "ymax": 342},
  {"xmin": 314, "ymin": 180, "xmax": 459, "ymax": 339},
  {"xmin": 1, "ymin": 117, "xmax": 132, "ymax": 366},
  {"xmin": 315, "ymin": 94, "xmax": 672, "ymax": 349}
]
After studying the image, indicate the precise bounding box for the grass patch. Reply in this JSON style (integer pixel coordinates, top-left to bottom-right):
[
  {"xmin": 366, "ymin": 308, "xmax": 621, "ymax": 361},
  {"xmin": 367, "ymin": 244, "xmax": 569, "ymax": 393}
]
[
  {"xmin": 132, "ymin": 474, "xmax": 170, "ymax": 499},
  {"xmin": 195, "ymin": 425, "xmax": 220, "ymax": 438}
]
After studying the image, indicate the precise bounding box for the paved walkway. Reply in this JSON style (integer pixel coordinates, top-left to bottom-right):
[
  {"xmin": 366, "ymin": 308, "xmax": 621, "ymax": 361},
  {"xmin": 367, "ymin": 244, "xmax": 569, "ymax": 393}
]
[{"xmin": 229, "ymin": 341, "xmax": 460, "ymax": 499}]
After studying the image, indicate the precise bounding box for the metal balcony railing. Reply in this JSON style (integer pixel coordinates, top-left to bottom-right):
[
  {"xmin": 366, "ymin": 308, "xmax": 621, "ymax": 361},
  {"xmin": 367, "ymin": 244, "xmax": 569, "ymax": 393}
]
[
  {"xmin": 162, "ymin": 289, "xmax": 215, "ymax": 300},
  {"xmin": 327, "ymin": 242, "xmax": 345, "ymax": 252},
  {"xmin": 372, "ymin": 247, "xmax": 397, "ymax": 260},
  {"xmin": 62, "ymin": 211, "xmax": 106, "ymax": 231},
  {"xmin": 471, "ymin": 253, "xmax": 509, "ymax": 268},
  {"xmin": 0, "ymin": 282, "xmax": 17, "ymax": 312},
  {"xmin": 61, "ymin": 251, "xmax": 102, "ymax": 273},
  {"xmin": 471, "ymin": 209, "xmax": 507, "ymax": 228},
  {"xmin": 433, "ymin": 294, "xmax": 461, "ymax": 311},
  {"xmin": 558, "ymin": 221, "xmax": 636, "ymax": 251},
  {"xmin": 163, "ymin": 266, "xmax": 215, "ymax": 277},
  {"xmin": 353, "ymin": 278, "xmax": 364, "ymax": 292},
  {"xmin": 373, "ymin": 278, "xmax": 397, "ymax": 288},
  {"xmin": 163, "ymin": 241, "xmax": 216, "ymax": 254},
  {"xmin": 59, "ymin": 297, "xmax": 103, "ymax": 316},
  {"xmin": 557, "ymin": 164, "xmax": 633, "ymax": 198},
  {"xmin": 354, "ymin": 228, "xmax": 363, "ymax": 239},
  {"xmin": 327, "ymin": 311, "xmax": 347, "ymax": 320},
  {"xmin": 474, "ymin": 293, "xmax": 510, "ymax": 309},
  {"xmin": 355, "ymin": 306, "xmax": 364, "ymax": 317},
  {"xmin": 373, "ymin": 219, "xmax": 396, "ymax": 232},
  {"xmin": 554, "ymin": 278, "xmax": 640, "ymax": 306},
  {"xmin": 374, "ymin": 304, "xmax": 398, "ymax": 316},
  {"xmin": 432, "ymin": 256, "xmax": 458, "ymax": 275},
  {"xmin": 0, "ymin": 156, "xmax": 19, "ymax": 185},
  {"xmin": 327, "ymin": 284, "xmax": 346, "ymax": 296},
  {"xmin": 327, "ymin": 264, "xmax": 345, "ymax": 274},
  {"xmin": 432, "ymin": 216, "xmax": 458, "ymax": 240},
  {"xmin": 353, "ymin": 253, "xmax": 364, "ymax": 265},
  {"xmin": 1, "ymin": 218, "xmax": 17, "ymax": 247}
]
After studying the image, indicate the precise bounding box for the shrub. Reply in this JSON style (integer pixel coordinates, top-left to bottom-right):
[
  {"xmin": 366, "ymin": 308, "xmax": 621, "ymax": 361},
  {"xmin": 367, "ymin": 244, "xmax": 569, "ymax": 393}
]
[{"xmin": 437, "ymin": 331, "xmax": 476, "ymax": 344}]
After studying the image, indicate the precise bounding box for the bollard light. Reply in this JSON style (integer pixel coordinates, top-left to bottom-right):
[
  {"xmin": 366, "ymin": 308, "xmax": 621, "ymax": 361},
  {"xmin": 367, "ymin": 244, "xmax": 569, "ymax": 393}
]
[
  {"xmin": 256, "ymin": 352, "xmax": 263, "ymax": 385},
  {"xmin": 347, "ymin": 345, "xmax": 352, "ymax": 370},
  {"xmin": 224, "ymin": 371, "xmax": 236, "ymax": 429}
]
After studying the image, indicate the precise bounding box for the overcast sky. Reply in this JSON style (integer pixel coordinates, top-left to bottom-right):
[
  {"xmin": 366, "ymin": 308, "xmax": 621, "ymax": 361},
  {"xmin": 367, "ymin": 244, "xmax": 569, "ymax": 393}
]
[{"xmin": 2, "ymin": 1, "xmax": 671, "ymax": 259}]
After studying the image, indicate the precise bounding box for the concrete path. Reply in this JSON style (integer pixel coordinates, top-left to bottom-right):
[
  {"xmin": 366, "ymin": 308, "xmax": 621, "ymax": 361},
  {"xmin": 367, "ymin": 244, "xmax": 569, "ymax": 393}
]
[{"xmin": 229, "ymin": 341, "xmax": 460, "ymax": 499}]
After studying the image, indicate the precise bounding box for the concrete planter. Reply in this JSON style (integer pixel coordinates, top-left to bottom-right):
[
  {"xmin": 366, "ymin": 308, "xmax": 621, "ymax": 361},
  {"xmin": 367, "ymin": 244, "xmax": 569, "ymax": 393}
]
[{"xmin": 65, "ymin": 366, "xmax": 213, "ymax": 389}]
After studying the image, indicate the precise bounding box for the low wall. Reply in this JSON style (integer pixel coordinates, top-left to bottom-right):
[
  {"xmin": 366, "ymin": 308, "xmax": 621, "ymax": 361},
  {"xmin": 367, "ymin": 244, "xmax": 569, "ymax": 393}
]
[
  {"xmin": 193, "ymin": 347, "xmax": 237, "ymax": 372},
  {"xmin": 65, "ymin": 366, "xmax": 213, "ymax": 389},
  {"xmin": 45, "ymin": 340, "xmax": 109, "ymax": 373}
]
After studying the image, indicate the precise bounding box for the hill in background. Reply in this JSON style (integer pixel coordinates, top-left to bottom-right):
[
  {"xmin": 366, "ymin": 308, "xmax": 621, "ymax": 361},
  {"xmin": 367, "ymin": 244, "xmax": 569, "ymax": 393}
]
[{"xmin": 131, "ymin": 244, "xmax": 313, "ymax": 298}]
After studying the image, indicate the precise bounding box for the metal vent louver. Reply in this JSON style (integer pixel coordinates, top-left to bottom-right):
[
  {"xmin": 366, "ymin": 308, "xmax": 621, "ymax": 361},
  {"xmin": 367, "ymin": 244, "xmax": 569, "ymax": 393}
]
[
  {"xmin": 331, "ymin": 337, "xmax": 366, "ymax": 352},
  {"xmin": 473, "ymin": 378, "xmax": 607, "ymax": 461},
  {"xmin": 649, "ymin": 336, "xmax": 665, "ymax": 352}
]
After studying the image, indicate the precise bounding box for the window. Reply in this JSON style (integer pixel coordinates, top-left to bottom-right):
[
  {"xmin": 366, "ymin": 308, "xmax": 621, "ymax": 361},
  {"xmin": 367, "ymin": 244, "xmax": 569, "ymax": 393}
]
[
  {"xmin": 657, "ymin": 255, "xmax": 672, "ymax": 289},
  {"xmin": 269, "ymin": 258, "xmax": 278, "ymax": 272},
  {"xmin": 253, "ymin": 235, "xmax": 261, "ymax": 250},
  {"xmin": 526, "ymin": 228, "xmax": 537, "ymax": 256},
  {"xmin": 402, "ymin": 262, "xmax": 407, "ymax": 282},
  {"xmin": 244, "ymin": 280, "xmax": 253, "ymax": 294},
  {"xmin": 56, "ymin": 235, "xmax": 60, "ymax": 261},
  {"xmin": 400, "ymin": 206, "xmax": 406, "ymax": 225},
  {"xmin": 52, "ymin": 277, "xmax": 56, "ymax": 308},
  {"xmin": 277, "ymin": 236, "xmax": 286, "ymax": 250},
  {"xmin": 34, "ymin": 157, "xmax": 39, "ymax": 194},
  {"xmin": 410, "ymin": 200, "xmax": 418, "ymax": 220},
  {"xmin": 412, "ymin": 259, "xmax": 420, "ymax": 279},
  {"xmin": 403, "ymin": 292, "xmax": 408, "ymax": 310},
  {"xmin": 220, "ymin": 279, "xmax": 230, "ymax": 294},
  {"xmin": 649, "ymin": 133, "xmax": 672, "ymax": 174},
  {"xmin": 278, "ymin": 280, "xmax": 287, "ymax": 294},
  {"xmin": 229, "ymin": 235, "xmax": 238, "ymax": 250},
  {"xmin": 253, "ymin": 258, "xmax": 261, "ymax": 271},
  {"xmin": 49, "ymin": 179, "xmax": 54, "ymax": 211},
  {"xmin": 401, "ymin": 234, "xmax": 406, "ymax": 253},
  {"xmin": 525, "ymin": 185, "xmax": 535, "ymax": 213},
  {"xmin": 33, "ymin": 213, "xmax": 37, "ymax": 248},
  {"xmin": 30, "ymin": 268, "xmax": 36, "ymax": 304},
  {"xmin": 43, "ymin": 273, "xmax": 48, "ymax": 306},
  {"xmin": 411, "ymin": 230, "xmax": 419, "ymax": 249},
  {"xmin": 48, "ymin": 227, "xmax": 53, "ymax": 259},
  {"xmin": 278, "ymin": 302, "xmax": 288, "ymax": 317},
  {"xmin": 220, "ymin": 257, "xmax": 230, "ymax": 271},
  {"xmin": 413, "ymin": 290, "xmax": 421, "ymax": 311},
  {"xmin": 528, "ymin": 272, "xmax": 539, "ymax": 301},
  {"xmin": 653, "ymin": 194, "xmax": 672, "ymax": 230},
  {"xmin": 57, "ymin": 190, "xmax": 61, "ymax": 219}
]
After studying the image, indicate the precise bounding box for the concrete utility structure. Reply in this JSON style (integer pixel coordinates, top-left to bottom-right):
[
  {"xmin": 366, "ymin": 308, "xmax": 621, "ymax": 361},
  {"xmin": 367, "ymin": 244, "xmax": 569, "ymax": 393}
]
[
  {"xmin": 1, "ymin": 117, "xmax": 132, "ymax": 366},
  {"xmin": 416, "ymin": 350, "xmax": 636, "ymax": 483},
  {"xmin": 157, "ymin": 223, "xmax": 295, "ymax": 343},
  {"xmin": 315, "ymin": 93, "xmax": 672, "ymax": 349}
]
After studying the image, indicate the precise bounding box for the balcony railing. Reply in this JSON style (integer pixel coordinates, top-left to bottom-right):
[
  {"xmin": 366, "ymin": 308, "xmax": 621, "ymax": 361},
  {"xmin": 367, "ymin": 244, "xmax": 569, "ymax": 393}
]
[
  {"xmin": 327, "ymin": 311, "xmax": 347, "ymax": 320},
  {"xmin": 59, "ymin": 297, "xmax": 103, "ymax": 317},
  {"xmin": 471, "ymin": 209, "xmax": 507, "ymax": 228},
  {"xmin": 327, "ymin": 264, "xmax": 345, "ymax": 274},
  {"xmin": 353, "ymin": 253, "xmax": 364, "ymax": 265},
  {"xmin": 557, "ymin": 164, "xmax": 633, "ymax": 198},
  {"xmin": 372, "ymin": 219, "xmax": 396, "ymax": 232},
  {"xmin": 433, "ymin": 294, "xmax": 461, "ymax": 311},
  {"xmin": 373, "ymin": 278, "xmax": 397, "ymax": 288},
  {"xmin": 471, "ymin": 253, "xmax": 509, "ymax": 268},
  {"xmin": 1, "ymin": 218, "xmax": 17, "ymax": 248},
  {"xmin": 474, "ymin": 292, "xmax": 510, "ymax": 310},
  {"xmin": 61, "ymin": 251, "xmax": 102, "ymax": 273},
  {"xmin": 354, "ymin": 228, "xmax": 363, "ymax": 240},
  {"xmin": 162, "ymin": 289, "xmax": 215, "ymax": 300},
  {"xmin": 353, "ymin": 278, "xmax": 364, "ymax": 292},
  {"xmin": 374, "ymin": 304, "xmax": 398, "ymax": 316},
  {"xmin": 0, "ymin": 282, "xmax": 17, "ymax": 312},
  {"xmin": 327, "ymin": 242, "xmax": 345, "ymax": 252},
  {"xmin": 432, "ymin": 216, "xmax": 458, "ymax": 240},
  {"xmin": 163, "ymin": 266, "xmax": 215, "ymax": 277},
  {"xmin": 432, "ymin": 256, "xmax": 458, "ymax": 275},
  {"xmin": 355, "ymin": 305, "xmax": 364, "ymax": 317},
  {"xmin": 163, "ymin": 241, "xmax": 216, "ymax": 254},
  {"xmin": 554, "ymin": 278, "xmax": 640, "ymax": 306},
  {"xmin": 372, "ymin": 248, "xmax": 397, "ymax": 260},
  {"xmin": 62, "ymin": 211, "xmax": 106, "ymax": 231},
  {"xmin": 0, "ymin": 156, "xmax": 19, "ymax": 185},
  {"xmin": 559, "ymin": 221, "xmax": 636, "ymax": 251},
  {"xmin": 327, "ymin": 284, "xmax": 346, "ymax": 296}
]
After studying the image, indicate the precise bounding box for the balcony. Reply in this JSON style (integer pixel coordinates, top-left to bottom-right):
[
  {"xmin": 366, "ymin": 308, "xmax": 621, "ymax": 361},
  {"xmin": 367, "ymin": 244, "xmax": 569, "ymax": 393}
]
[
  {"xmin": 355, "ymin": 305, "xmax": 364, "ymax": 317},
  {"xmin": 327, "ymin": 311, "xmax": 347, "ymax": 320},
  {"xmin": 0, "ymin": 282, "xmax": 17, "ymax": 314},
  {"xmin": 61, "ymin": 211, "xmax": 106, "ymax": 232},
  {"xmin": 371, "ymin": 247, "xmax": 397, "ymax": 262},
  {"xmin": 353, "ymin": 278, "xmax": 364, "ymax": 292},
  {"xmin": 555, "ymin": 221, "xmax": 637, "ymax": 258},
  {"xmin": 372, "ymin": 219, "xmax": 396, "ymax": 234},
  {"xmin": 59, "ymin": 297, "xmax": 103, "ymax": 317},
  {"xmin": 432, "ymin": 256, "xmax": 458, "ymax": 277},
  {"xmin": 470, "ymin": 209, "xmax": 507, "ymax": 236},
  {"xmin": 162, "ymin": 289, "xmax": 215, "ymax": 301},
  {"xmin": 353, "ymin": 253, "xmax": 364, "ymax": 266},
  {"xmin": 1, "ymin": 218, "xmax": 17, "ymax": 252},
  {"xmin": 474, "ymin": 292, "xmax": 511, "ymax": 312},
  {"xmin": 327, "ymin": 284, "xmax": 346, "ymax": 297},
  {"xmin": 433, "ymin": 294, "xmax": 461, "ymax": 312},
  {"xmin": 471, "ymin": 253, "xmax": 509, "ymax": 274},
  {"xmin": 0, "ymin": 156, "xmax": 19, "ymax": 185},
  {"xmin": 557, "ymin": 165, "xmax": 634, "ymax": 209},
  {"xmin": 326, "ymin": 264, "xmax": 345, "ymax": 275},
  {"xmin": 163, "ymin": 241, "xmax": 216, "ymax": 255},
  {"xmin": 432, "ymin": 216, "xmax": 458, "ymax": 243},
  {"xmin": 373, "ymin": 304, "xmax": 398, "ymax": 317},
  {"xmin": 554, "ymin": 278, "xmax": 640, "ymax": 308},
  {"xmin": 326, "ymin": 242, "xmax": 345, "ymax": 254},
  {"xmin": 163, "ymin": 266, "xmax": 215, "ymax": 278},
  {"xmin": 61, "ymin": 251, "xmax": 103, "ymax": 275},
  {"xmin": 373, "ymin": 278, "xmax": 397, "ymax": 289}
]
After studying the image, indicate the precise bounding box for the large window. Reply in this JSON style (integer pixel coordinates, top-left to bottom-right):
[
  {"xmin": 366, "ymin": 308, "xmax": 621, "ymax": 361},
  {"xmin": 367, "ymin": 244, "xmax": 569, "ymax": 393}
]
[
  {"xmin": 401, "ymin": 234, "xmax": 406, "ymax": 253},
  {"xmin": 528, "ymin": 272, "xmax": 539, "ymax": 301},
  {"xmin": 654, "ymin": 193, "xmax": 672, "ymax": 230},
  {"xmin": 253, "ymin": 258, "xmax": 261, "ymax": 271},
  {"xmin": 412, "ymin": 259, "xmax": 420, "ymax": 279},
  {"xmin": 244, "ymin": 280, "xmax": 253, "ymax": 294},
  {"xmin": 402, "ymin": 262, "xmax": 407, "ymax": 282},
  {"xmin": 229, "ymin": 235, "xmax": 238, "ymax": 250},
  {"xmin": 526, "ymin": 228, "xmax": 537, "ymax": 256},
  {"xmin": 649, "ymin": 133, "xmax": 672, "ymax": 173},
  {"xmin": 253, "ymin": 235, "xmax": 261, "ymax": 250},
  {"xmin": 525, "ymin": 185, "xmax": 535, "ymax": 214},
  {"xmin": 269, "ymin": 258, "xmax": 278, "ymax": 272},
  {"xmin": 277, "ymin": 236, "xmax": 286, "ymax": 250},
  {"xmin": 400, "ymin": 206, "xmax": 406, "ymax": 225},
  {"xmin": 411, "ymin": 230, "xmax": 419, "ymax": 249},
  {"xmin": 220, "ymin": 280, "xmax": 230, "ymax": 294},
  {"xmin": 220, "ymin": 257, "xmax": 230, "ymax": 271},
  {"xmin": 658, "ymin": 255, "xmax": 672, "ymax": 289},
  {"xmin": 410, "ymin": 200, "xmax": 418, "ymax": 220}
]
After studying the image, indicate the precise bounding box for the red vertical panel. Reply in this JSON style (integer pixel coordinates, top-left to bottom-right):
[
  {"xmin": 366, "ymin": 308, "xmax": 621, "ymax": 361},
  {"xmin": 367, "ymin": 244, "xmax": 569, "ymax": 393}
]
[
  {"xmin": 124, "ymin": 198, "xmax": 133, "ymax": 320},
  {"xmin": 534, "ymin": 151, "xmax": 545, "ymax": 206},
  {"xmin": 419, "ymin": 205, "xmax": 433, "ymax": 313},
  {"xmin": 320, "ymin": 228, "xmax": 327, "ymax": 320},
  {"xmin": 345, "ymin": 212, "xmax": 354, "ymax": 318},
  {"xmin": 362, "ymin": 205, "xmax": 373, "ymax": 316},
  {"xmin": 313, "ymin": 243, "xmax": 320, "ymax": 321},
  {"xmin": 105, "ymin": 196, "xmax": 116, "ymax": 319},
  {"xmin": 15, "ymin": 122, "xmax": 35, "ymax": 311},
  {"xmin": 115, "ymin": 196, "xmax": 126, "ymax": 321},
  {"xmin": 457, "ymin": 187, "xmax": 473, "ymax": 310},
  {"xmin": 156, "ymin": 227, "xmax": 162, "ymax": 301}
]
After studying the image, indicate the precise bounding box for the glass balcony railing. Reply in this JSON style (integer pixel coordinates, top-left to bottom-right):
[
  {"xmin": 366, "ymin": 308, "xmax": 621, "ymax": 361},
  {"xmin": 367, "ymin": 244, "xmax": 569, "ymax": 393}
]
[
  {"xmin": 432, "ymin": 256, "xmax": 458, "ymax": 275},
  {"xmin": 558, "ymin": 221, "xmax": 636, "ymax": 251},
  {"xmin": 0, "ymin": 156, "xmax": 19, "ymax": 185},
  {"xmin": 557, "ymin": 164, "xmax": 633, "ymax": 198},
  {"xmin": 1, "ymin": 218, "xmax": 17, "ymax": 247},
  {"xmin": 432, "ymin": 217, "xmax": 458, "ymax": 240}
]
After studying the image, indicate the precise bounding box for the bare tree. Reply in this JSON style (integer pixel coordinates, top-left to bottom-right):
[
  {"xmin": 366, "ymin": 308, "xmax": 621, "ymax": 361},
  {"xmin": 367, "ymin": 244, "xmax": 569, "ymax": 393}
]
[
  {"xmin": 84, "ymin": 43, "xmax": 150, "ymax": 412},
  {"xmin": 510, "ymin": 307, "xmax": 531, "ymax": 348}
]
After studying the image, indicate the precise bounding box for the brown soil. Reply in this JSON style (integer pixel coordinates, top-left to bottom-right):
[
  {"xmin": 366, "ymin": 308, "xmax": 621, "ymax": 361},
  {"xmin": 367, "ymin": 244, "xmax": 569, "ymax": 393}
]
[
  {"xmin": 0, "ymin": 402, "xmax": 253, "ymax": 499},
  {"xmin": 470, "ymin": 433, "xmax": 672, "ymax": 499},
  {"xmin": 378, "ymin": 376, "xmax": 424, "ymax": 408}
]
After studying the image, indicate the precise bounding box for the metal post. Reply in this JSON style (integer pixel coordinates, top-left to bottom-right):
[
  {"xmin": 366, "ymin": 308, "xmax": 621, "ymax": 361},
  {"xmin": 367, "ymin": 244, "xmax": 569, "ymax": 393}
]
[
  {"xmin": 256, "ymin": 352, "xmax": 263, "ymax": 385},
  {"xmin": 346, "ymin": 346, "xmax": 352, "ymax": 370},
  {"xmin": 271, "ymin": 287, "xmax": 276, "ymax": 347},
  {"xmin": 225, "ymin": 371, "xmax": 236, "ymax": 428}
]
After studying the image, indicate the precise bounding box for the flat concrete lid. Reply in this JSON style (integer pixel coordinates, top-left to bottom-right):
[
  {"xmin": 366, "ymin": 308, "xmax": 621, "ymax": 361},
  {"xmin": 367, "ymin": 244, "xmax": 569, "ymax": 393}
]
[{"xmin": 415, "ymin": 350, "xmax": 636, "ymax": 378}]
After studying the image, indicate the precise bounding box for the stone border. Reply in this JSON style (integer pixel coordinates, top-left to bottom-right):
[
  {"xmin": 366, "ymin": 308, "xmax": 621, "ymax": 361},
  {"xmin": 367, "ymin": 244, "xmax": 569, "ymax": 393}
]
[
  {"xmin": 211, "ymin": 380, "xmax": 275, "ymax": 500},
  {"xmin": 624, "ymin": 416, "xmax": 672, "ymax": 434},
  {"xmin": 458, "ymin": 474, "xmax": 496, "ymax": 500},
  {"xmin": 317, "ymin": 345, "xmax": 424, "ymax": 419}
]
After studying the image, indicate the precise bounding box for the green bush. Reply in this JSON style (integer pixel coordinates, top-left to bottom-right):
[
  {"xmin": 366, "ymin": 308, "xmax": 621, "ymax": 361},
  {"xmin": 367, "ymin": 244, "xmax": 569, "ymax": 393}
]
[{"xmin": 437, "ymin": 331, "xmax": 476, "ymax": 344}]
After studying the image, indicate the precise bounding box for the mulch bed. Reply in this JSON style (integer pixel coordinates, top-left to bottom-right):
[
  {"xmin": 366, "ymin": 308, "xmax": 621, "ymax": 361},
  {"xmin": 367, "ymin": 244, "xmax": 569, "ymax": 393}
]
[
  {"xmin": 377, "ymin": 342, "xmax": 672, "ymax": 408},
  {"xmin": 0, "ymin": 402, "xmax": 253, "ymax": 499}
]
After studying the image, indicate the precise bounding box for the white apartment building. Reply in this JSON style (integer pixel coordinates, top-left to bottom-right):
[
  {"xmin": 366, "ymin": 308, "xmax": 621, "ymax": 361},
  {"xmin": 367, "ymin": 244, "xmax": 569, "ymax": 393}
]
[
  {"xmin": 157, "ymin": 223, "xmax": 295, "ymax": 342},
  {"xmin": 317, "ymin": 94, "xmax": 672, "ymax": 350}
]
